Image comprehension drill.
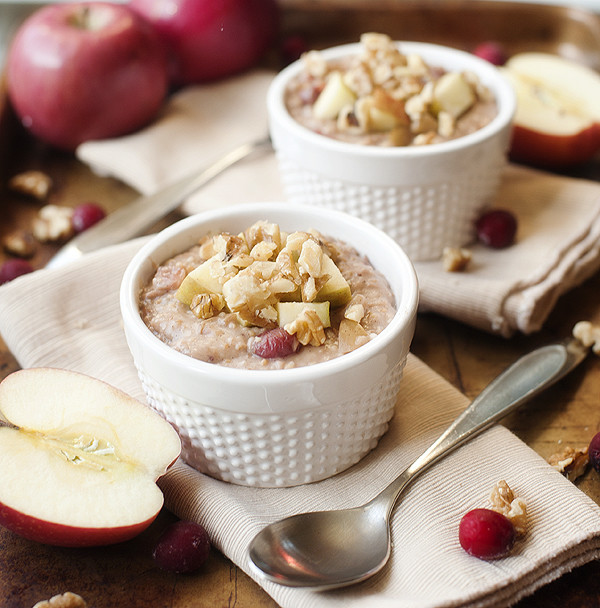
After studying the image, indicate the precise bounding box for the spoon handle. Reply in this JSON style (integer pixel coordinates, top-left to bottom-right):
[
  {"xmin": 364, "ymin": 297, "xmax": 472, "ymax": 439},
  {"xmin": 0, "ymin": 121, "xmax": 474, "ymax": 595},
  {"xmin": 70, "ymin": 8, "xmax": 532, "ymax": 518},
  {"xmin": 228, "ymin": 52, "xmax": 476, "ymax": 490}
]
[{"xmin": 378, "ymin": 337, "xmax": 588, "ymax": 511}]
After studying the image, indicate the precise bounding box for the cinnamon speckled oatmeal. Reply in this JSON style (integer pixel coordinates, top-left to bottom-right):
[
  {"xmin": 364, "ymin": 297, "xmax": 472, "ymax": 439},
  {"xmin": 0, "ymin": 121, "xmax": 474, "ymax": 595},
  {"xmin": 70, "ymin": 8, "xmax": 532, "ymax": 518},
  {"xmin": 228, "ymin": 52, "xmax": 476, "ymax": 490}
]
[{"xmin": 139, "ymin": 221, "xmax": 395, "ymax": 370}]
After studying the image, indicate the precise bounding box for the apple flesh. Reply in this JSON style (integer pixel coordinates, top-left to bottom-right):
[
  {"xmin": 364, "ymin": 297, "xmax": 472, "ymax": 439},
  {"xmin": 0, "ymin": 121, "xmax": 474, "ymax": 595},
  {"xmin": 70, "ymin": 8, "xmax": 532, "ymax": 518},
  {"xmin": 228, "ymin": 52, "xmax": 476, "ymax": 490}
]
[
  {"xmin": 129, "ymin": 0, "xmax": 280, "ymax": 84},
  {"xmin": 0, "ymin": 368, "xmax": 181, "ymax": 547},
  {"xmin": 501, "ymin": 53, "xmax": 600, "ymax": 167},
  {"xmin": 6, "ymin": 2, "xmax": 169, "ymax": 151}
]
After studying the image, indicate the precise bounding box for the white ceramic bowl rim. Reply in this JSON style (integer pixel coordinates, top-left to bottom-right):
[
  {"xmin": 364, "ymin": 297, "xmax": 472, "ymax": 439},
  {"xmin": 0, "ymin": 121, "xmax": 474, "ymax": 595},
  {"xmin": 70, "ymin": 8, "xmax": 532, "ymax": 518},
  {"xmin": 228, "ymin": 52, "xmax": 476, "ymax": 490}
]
[
  {"xmin": 267, "ymin": 40, "xmax": 517, "ymax": 159},
  {"xmin": 120, "ymin": 203, "xmax": 418, "ymax": 389}
]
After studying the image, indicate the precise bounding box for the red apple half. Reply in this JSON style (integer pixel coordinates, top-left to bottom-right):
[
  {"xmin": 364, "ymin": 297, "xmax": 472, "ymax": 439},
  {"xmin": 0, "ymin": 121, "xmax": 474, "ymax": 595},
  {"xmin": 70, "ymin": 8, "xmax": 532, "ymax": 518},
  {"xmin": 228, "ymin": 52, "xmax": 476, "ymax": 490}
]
[
  {"xmin": 0, "ymin": 368, "xmax": 181, "ymax": 547},
  {"xmin": 6, "ymin": 2, "xmax": 169, "ymax": 151},
  {"xmin": 501, "ymin": 53, "xmax": 600, "ymax": 168}
]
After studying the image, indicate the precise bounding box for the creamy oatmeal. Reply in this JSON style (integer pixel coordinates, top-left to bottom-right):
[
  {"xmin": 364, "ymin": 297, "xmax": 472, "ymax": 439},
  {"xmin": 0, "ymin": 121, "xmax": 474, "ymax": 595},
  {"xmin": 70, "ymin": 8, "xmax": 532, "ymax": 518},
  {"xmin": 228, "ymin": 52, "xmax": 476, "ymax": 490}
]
[
  {"xmin": 285, "ymin": 33, "xmax": 497, "ymax": 147},
  {"xmin": 139, "ymin": 220, "xmax": 396, "ymax": 370}
]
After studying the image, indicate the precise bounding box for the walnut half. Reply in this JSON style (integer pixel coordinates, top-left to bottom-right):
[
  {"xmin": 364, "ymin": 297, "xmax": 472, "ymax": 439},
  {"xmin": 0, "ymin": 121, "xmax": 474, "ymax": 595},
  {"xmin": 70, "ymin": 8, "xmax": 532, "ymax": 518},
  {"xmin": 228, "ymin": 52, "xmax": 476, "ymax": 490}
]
[
  {"xmin": 32, "ymin": 592, "xmax": 87, "ymax": 608},
  {"xmin": 489, "ymin": 480, "xmax": 527, "ymax": 536}
]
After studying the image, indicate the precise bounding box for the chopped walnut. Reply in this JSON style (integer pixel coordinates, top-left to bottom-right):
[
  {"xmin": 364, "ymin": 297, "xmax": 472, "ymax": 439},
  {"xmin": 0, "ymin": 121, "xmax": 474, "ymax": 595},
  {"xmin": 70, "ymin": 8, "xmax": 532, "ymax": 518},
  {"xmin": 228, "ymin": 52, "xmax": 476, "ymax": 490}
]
[
  {"xmin": 190, "ymin": 293, "xmax": 226, "ymax": 319},
  {"xmin": 489, "ymin": 480, "xmax": 527, "ymax": 536},
  {"xmin": 32, "ymin": 592, "xmax": 87, "ymax": 608},
  {"xmin": 301, "ymin": 32, "xmax": 486, "ymax": 146},
  {"xmin": 442, "ymin": 246, "xmax": 471, "ymax": 272},
  {"xmin": 9, "ymin": 170, "xmax": 53, "ymax": 200},
  {"xmin": 548, "ymin": 445, "xmax": 589, "ymax": 481},
  {"xmin": 285, "ymin": 308, "xmax": 327, "ymax": 346},
  {"xmin": 32, "ymin": 205, "xmax": 74, "ymax": 242},
  {"xmin": 3, "ymin": 230, "xmax": 36, "ymax": 258},
  {"xmin": 572, "ymin": 320, "xmax": 600, "ymax": 355}
]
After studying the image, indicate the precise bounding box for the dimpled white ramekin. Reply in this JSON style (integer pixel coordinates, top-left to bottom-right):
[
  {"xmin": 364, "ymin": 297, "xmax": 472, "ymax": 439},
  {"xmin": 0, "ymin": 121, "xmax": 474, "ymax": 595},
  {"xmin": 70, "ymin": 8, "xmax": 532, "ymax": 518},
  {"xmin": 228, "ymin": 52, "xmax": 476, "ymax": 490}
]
[
  {"xmin": 267, "ymin": 41, "xmax": 517, "ymax": 262},
  {"xmin": 120, "ymin": 203, "xmax": 418, "ymax": 487}
]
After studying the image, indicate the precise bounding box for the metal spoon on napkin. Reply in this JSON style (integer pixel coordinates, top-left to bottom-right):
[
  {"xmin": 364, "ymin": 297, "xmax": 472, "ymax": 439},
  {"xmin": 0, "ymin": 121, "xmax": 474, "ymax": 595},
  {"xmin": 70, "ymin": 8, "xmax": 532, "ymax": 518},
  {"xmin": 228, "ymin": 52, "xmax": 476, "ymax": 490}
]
[
  {"xmin": 47, "ymin": 136, "xmax": 272, "ymax": 269},
  {"xmin": 248, "ymin": 337, "xmax": 589, "ymax": 590}
]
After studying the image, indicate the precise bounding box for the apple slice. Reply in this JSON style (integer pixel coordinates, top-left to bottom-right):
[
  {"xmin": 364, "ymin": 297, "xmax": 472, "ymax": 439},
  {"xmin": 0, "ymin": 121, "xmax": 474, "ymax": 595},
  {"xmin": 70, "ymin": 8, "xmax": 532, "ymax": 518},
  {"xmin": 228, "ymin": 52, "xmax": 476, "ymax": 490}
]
[
  {"xmin": 432, "ymin": 72, "xmax": 475, "ymax": 119},
  {"xmin": 277, "ymin": 301, "xmax": 331, "ymax": 328},
  {"xmin": 501, "ymin": 53, "xmax": 600, "ymax": 167},
  {"xmin": 313, "ymin": 71, "xmax": 357, "ymax": 120},
  {"xmin": 314, "ymin": 254, "xmax": 352, "ymax": 308},
  {"xmin": 0, "ymin": 368, "xmax": 181, "ymax": 547}
]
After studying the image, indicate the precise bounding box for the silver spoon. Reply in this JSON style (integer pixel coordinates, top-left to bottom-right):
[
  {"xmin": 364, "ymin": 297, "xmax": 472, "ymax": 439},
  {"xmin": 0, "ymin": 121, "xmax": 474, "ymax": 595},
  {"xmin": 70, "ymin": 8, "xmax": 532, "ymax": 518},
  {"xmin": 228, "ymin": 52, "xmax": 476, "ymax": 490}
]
[
  {"xmin": 47, "ymin": 136, "xmax": 272, "ymax": 269},
  {"xmin": 248, "ymin": 337, "xmax": 589, "ymax": 590}
]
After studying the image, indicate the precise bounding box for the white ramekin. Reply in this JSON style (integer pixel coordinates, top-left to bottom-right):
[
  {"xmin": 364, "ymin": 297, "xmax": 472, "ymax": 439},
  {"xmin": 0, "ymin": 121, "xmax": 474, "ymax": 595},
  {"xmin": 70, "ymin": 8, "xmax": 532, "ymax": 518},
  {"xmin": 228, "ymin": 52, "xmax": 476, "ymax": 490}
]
[
  {"xmin": 120, "ymin": 203, "xmax": 418, "ymax": 487},
  {"xmin": 267, "ymin": 41, "xmax": 517, "ymax": 261}
]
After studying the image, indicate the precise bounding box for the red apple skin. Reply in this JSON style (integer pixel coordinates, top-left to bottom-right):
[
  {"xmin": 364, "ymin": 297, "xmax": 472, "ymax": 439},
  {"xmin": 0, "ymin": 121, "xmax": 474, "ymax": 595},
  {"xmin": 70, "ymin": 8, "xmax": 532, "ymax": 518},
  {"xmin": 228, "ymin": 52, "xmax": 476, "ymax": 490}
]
[
  {"xmin": 6, "ymin": 2, "xmax": 169, "ymax": 151},
  {"xmin": 129, "ymin": 0, "xmax": 280, "ymax": 84},
  {"xmin": 509, "ymin": 122, "xmax": 600, "ymax": 168},
  {"xmin": 0, "ymin": 500, "xmax": 157, "ymax": 547}
]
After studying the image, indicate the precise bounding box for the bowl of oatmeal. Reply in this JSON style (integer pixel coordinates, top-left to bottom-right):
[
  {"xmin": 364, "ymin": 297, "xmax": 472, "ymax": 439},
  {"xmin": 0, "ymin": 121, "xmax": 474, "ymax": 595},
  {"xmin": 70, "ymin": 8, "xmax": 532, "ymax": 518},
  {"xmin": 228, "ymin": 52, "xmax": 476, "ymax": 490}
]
[
  {"xmin": 267, "ymin": 33, "xmax": 517, "ymax": 261},
  {"xmin": 120, "ymin": 202, "xmax": 418, "ymax": 487}
]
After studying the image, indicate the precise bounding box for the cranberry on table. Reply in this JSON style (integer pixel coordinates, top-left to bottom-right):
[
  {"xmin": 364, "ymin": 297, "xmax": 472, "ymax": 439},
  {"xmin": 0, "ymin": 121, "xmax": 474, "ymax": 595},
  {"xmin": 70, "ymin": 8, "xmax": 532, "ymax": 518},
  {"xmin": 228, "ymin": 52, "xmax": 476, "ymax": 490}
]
[
  {"xmin": 252, "ymin": 327, "xmax": 300, "ymax": 359},
  {"xmin": 71, "ymin": 202, "xmax": 106, "ymax": 233},
  {"xmin": 472, "ymin": 41, "xmax": 508, "ymax": 66},
  {"xmin": 0, "ymin": 259, "xmax": 34, "ymax": 285},
  {"xmin": 588, "ymin": 432, "xmax": 600, "ymax": 472},
  {"xmin": 475, "ymin": 209, "xmax": 517, "ymax": 248},
  {"xmin": 153, "ymin": 520, "xmax": 211, "ymax": 574},
  {"xmin": 459, "ymin": 508, "xmax": 516, "ymax": 560}
]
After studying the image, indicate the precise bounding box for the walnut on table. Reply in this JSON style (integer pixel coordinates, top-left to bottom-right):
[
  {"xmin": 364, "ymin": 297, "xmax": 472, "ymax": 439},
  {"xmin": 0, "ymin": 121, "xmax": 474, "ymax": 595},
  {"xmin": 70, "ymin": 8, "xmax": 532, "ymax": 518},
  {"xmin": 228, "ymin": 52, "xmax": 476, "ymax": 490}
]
[
  {"xmin": 31, "ymin": 592, "xmax": 87, "ymax": 608},
  {"xmin": 548, "ymin": 445, "xmax": 589, "ymax": 482},
  {"xmin": 8, "ymin": 170, "xmax": 53, "ymax": 201},
  {"xmin": 32, "ymin": 205, "xmax": 74, "ymax": 243},
  {"xmin": 2, "ymin": 230, "xmax": 37, "ymax": 258}
]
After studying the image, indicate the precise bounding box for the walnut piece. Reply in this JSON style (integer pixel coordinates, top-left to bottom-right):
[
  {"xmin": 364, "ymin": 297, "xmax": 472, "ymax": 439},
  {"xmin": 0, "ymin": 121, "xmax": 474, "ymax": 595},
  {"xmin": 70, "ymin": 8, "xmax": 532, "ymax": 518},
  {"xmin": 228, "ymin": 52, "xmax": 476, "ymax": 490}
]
[
  {"xmin": 285, "ymin": 308, "xmax": 327, "ymax": 346},
  {"xmin": 3, "ymin": 230, "xmax": 37, "ymax": 258},
  {"xmin": 489, "ymin": 480, "xmax": 527, "ymax": 536},
  {"xmin": 32, "ymin": 592, "xmax": 87, "ymax": 608},
  {"xmin": 32, "ymin": 205, "xmax": 74, "ymax": 242},
  {"xmin": 442, "ymin": 246, "xmax": 471, "ymax": 272},
  {"xmin": 9, "ymin": 170, "xmax": 52, "ymax": 200},
  {"xmin": 572, "ymin": 320, "xmax": 600, "ymax": 355},
  {"xmin": 548, "ymin": 445, "xmax": 589, "ymax": 481}
]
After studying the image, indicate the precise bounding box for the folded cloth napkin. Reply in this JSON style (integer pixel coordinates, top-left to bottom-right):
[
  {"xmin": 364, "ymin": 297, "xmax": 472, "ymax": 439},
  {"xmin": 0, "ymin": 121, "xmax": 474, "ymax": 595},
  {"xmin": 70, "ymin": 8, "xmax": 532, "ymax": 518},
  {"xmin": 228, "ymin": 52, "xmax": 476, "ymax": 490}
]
[
  {"xmin": 1, "ymin": 241, "xmax": 600, "ymax": 608},
  {"xmin": 77, "ymin": 70, "xmax": 600, "ymax": 338}
]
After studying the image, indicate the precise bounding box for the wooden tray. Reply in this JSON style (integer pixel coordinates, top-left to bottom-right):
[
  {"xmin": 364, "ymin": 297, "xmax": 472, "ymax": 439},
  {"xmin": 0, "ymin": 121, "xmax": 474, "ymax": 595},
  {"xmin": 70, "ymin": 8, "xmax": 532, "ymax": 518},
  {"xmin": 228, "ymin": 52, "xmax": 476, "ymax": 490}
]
[{"xmin": 1, "ymin": 2, "xmax": 600, "ymax": 607}]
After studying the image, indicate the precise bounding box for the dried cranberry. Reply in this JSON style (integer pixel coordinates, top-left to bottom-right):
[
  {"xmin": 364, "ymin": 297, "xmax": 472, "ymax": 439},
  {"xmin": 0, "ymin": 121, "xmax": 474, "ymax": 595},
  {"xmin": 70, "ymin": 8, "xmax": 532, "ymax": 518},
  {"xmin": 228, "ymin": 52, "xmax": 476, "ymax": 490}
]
[
  {"xmin": 472, "ymin": 41, "xmax": 508, "ymax": 66},
  {"xmin": 281, "ymin": 34, "xmax": 308, "ymax": 66},
  {"xmin": 0, "ymin": 259, "xmax": 34, "ymax": 285},
  {"xmin": 476, "ymin": 209, "xmax": 517, "ymax": 248},
  {"xmin": 252, "ymin": 327, "xmax": 300, "ymax": 359},
  {"xmin": 588, "ymin": 432, "xmax": 600, "ymax": 472},
  {"xmin": 459, "ymin": 508, "xmax": 516, "ymax": 560},
  {"xmin": 71, "ymin": 202, "xmax": 106, "ymax": 233},
  {"xmin": 152, "ymin": 521, "xmax": 210, "ymax": 574}
]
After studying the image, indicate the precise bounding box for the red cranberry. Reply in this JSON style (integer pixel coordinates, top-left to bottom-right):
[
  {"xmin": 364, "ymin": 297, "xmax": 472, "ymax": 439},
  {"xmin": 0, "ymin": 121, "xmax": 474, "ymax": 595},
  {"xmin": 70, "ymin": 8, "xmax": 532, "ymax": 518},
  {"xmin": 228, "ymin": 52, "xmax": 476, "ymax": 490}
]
[
  {"xmin": 71, "ymin": 202, "xmax": 106, "ymax": 233},
  {"xmin": 476, "ymin": 209, "xmax": 517, "ymax": 248},
  {"xmin": 588, "ymin": 432, "xmax": 600, "ymax": 472},
  {"xmin": 0, "ymin": 259, "xmax": 34, "ymax": 285},
  {"xmin": 473, "ymin": 41, "xmax": 508, "ymax": 66},
  {"xmin": 152, "ymin": 521, "xmax": 211, "ymax": 574},
  {"xmin": 281, "ymin": 34, "xmax": 308, "ymax": 66},
  {"xmin": 459, "ymin": 508, "xmax": 516, "ymax": 560},
  {"xmin": 252, "ymin": 327, "xmax": 300, "ymax": 358}
]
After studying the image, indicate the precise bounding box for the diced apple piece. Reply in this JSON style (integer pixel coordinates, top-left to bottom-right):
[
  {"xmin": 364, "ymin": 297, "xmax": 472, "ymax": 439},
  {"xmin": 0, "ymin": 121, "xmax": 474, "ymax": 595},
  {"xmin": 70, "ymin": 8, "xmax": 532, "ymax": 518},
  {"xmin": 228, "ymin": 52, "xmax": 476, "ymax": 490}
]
[
  {"xmin": 369, "ymin": 106, "xmax": 399, "ymax": 132},
  {"xmin": 432, "ymin": 72, "xmax": 475, "ymax": 118},
  {"xmin": 315, "ymin": 254, "xmax": 351, "ymax": 307},
  {"xmin": 277, "ymin": 301, "xmax": 331, "ymax": 328},
  {"xmin": 313, "ymin": 70, "xmax": 357, "ymax": 120},
  {"xmin": 338, "ymin": 318, "xmax": 369, "ymax": 354},
  {"xmin": 501, "ymin": 53, "xmax": 600, "ymax": 167},
  {"xmin": 175, "ymin": 256, "xmax": 228, "ymax": 306},
  {"xmin": 0, "ymin": 368, "xmax": 181, "ymax": 547}
]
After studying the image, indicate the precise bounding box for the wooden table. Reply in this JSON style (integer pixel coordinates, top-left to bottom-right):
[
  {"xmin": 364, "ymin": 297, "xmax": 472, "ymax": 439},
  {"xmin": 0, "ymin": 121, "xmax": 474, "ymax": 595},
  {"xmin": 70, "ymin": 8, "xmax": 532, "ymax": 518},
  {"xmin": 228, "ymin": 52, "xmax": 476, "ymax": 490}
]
[{"xmin": 1, "ymin": 2, "xmax": 600, "ymax": 606}]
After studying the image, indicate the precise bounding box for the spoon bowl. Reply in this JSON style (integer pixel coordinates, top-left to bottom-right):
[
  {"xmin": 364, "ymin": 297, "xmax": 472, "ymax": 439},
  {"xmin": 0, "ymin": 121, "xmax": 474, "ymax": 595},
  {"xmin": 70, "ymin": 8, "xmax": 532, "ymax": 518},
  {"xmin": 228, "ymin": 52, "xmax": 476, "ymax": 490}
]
[
  {"xmin": 248, "ymin": 338, "xmax": 589, "ymax": 589},
  {"xmin": 249, "ymin": 503, "xmax": 390, "ymax": 588}
]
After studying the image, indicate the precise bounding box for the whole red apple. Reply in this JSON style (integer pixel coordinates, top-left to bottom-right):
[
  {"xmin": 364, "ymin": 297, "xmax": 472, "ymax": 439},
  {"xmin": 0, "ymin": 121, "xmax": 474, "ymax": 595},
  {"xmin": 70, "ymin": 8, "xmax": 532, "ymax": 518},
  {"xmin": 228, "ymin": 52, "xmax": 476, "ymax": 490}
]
[
  {"xmin": 129, "ymin": 0, "xmax": 280, "ymax": 84},
  {"xmin": 6, "ymin": 2, "xmax": 169, "ymax": 151}
]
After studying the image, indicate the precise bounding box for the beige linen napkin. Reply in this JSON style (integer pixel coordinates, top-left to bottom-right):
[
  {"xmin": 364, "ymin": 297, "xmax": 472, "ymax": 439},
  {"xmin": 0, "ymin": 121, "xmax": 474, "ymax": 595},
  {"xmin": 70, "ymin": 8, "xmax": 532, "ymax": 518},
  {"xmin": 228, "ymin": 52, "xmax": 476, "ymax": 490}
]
[
  {"xmin": 77, "ymin": 70, "xmax": 600, "ymax": 338},
  {"xmin": 1, "ymin": 241, "xmax": 600, "ymax": 608}
]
